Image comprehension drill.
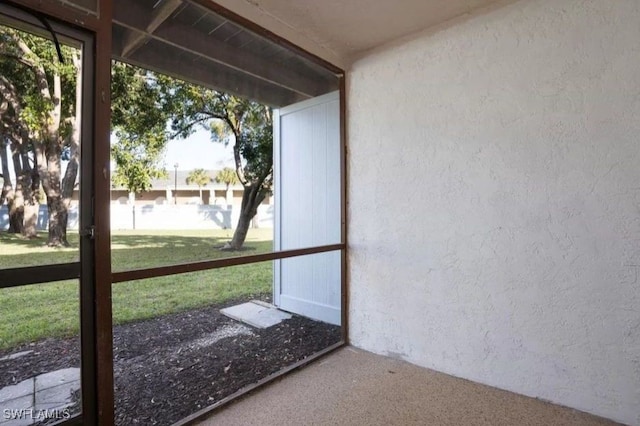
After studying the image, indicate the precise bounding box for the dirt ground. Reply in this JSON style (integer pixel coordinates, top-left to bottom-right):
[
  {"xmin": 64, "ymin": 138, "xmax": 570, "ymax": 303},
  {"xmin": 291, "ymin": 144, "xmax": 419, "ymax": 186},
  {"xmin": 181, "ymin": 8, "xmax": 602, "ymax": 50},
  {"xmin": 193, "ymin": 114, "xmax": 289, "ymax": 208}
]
[{"xmin": 0, "ymin": 296, "xmax": 341, "ymax": 425}]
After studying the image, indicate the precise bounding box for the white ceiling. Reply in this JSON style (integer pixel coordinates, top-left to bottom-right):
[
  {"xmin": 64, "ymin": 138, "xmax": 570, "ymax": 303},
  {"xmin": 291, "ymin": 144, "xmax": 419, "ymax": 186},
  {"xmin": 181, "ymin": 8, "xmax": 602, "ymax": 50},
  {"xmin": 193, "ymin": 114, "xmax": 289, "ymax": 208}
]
[{"xmin": 211, "ymin": 0, "xmax": 509, "ymax": 67}]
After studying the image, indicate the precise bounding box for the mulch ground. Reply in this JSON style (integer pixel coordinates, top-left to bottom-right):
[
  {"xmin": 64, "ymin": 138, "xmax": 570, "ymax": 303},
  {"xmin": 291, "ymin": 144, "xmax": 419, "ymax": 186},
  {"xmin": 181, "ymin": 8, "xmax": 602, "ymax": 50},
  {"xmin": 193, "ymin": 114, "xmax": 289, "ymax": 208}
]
[{"xmin": 0, "ymin": 295, "xmax": 341, "ymax": 425}]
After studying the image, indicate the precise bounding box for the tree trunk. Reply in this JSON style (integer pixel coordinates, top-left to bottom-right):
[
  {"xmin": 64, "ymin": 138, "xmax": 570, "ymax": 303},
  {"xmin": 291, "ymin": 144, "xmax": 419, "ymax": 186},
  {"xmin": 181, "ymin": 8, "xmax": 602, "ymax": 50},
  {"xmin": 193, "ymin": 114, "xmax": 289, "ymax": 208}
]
[
  {"xmin": 41, "ymin": 52, "xmax": 82, "ymax": 246},
  {"xmin": 41, "ymin": 144, "xmax": 69, "ymax": 247},
  {"xmin": 3, "ymin": 133, "xmax": 39, "ymax": 237},
  {"xmin": 60, "ymin": 52, "xmax": 81, "ymax": 237},
  {"xmin": 60, "ymin": 157, "xmax": 78, "ymax": 241},
  {"xmin": 47, "ymin": 194, "xmax": 68, "ymax": 247},
  {"xmin": 7, "ymin": 201, "xmax": 23, "ymax": 233},
  {"xmin": 0, "ymin": 140, "xmax": 12, "ymax": 212},
  {"xmin": 225, "ymin": 184, "xmax": 267, "ymax": 250},
  {"xmin": 229, "ymin": 209, "xmax": 252, "ymax": 249},
  {"xmin": 0, "ymin": 141, "xmax": 7, "ymax": 207},
  {"xmin": 8, "ymin": 144, "xmax": 24, "ymax": 234},
  {"xmin": 23, "ymin": 202, "xmax": 39, "ymax": 238},
  {"xmin": 45, "ymin": 183, "xmax": 69, "ymax": 246},
  {"xmin": 21, "ymin": 149, "xmax": 39, "ymax": 239},
  {"xmin": 1, "ymin": 137, "xmax": 26, "ymax": 234}
]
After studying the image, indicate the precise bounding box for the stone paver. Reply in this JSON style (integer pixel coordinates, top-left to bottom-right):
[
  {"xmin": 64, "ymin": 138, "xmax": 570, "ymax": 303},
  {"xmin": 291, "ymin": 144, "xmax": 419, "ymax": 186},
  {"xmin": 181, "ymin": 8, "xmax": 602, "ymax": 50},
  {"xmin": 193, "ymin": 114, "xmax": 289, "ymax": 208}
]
[
  {"xmin": 0, "ymin": 368, "xmax": 80, "ymax": 426},
  {"xmin": 0, "ymin": 395, "xmax": 34, "ymax": 426},
  {"xmin": 0, "ymin": 413, "xmax": 35, "ymax": 426},
  {"xmin": 0, "ymin": 379, "xmax": 33, "ymax": 403},
  {"xmin": 35, "ymin": 381, "xmax": 79, "ymax": 411},
  {"xmin": 221, "ymin": 301, "xmax": 292, "ymax": 328},
  {"xmin": 34, "ymin": 368, "xmax": 79, "ymax": 392}
]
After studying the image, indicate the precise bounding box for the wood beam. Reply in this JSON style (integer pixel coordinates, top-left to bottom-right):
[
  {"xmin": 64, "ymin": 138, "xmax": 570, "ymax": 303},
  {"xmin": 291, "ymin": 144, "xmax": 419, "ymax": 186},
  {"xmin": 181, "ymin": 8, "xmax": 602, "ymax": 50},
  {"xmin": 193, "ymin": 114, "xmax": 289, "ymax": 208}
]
[
  {"xmin": 153, "ymin": 21, "xmax": 330, "ymax": 97},
  {"xmin": 57, "ymin": 0, "xmax": 97, "ymax": 14},
  {"xmin": 118, "ymin": 39, "xmax": 304, "ymax": 107},
  {"xmin": 113, "ymin": 0, "xmax": 334, "ymax": 98},
  {"xmin": 188, "ymin": 0, "xmax": 344, "ymax": 76},
  {"xmin": 121, "ymin": 0, "xmax": 182, "ymax": 58}
]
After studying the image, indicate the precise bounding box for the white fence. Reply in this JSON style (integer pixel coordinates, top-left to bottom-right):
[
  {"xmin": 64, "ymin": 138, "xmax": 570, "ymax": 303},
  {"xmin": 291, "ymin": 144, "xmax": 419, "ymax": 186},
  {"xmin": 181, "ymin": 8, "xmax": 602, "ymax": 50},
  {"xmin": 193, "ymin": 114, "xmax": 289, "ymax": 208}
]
[
  {"xmin": 0, "ymin": 204, "xmax": 273, "ymax": 231},
  {"xmin": 0, "ymin": 205, "xmax": 79, "ymax": 231}
]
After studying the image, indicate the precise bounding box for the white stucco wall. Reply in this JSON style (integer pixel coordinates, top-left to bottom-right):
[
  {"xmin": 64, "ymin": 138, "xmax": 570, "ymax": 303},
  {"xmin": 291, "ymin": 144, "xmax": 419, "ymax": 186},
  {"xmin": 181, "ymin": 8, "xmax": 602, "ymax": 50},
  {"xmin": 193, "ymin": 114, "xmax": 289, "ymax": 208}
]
[{"xmin": 347, "ymin": 0, "xmax": 640, "ymax": 424}]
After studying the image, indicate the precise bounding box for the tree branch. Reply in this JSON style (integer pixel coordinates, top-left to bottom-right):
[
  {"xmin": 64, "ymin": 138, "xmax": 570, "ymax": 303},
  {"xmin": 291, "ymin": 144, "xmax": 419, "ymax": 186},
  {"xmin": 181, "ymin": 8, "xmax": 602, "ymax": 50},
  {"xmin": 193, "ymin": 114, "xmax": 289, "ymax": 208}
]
[
  {"xmin": 196, "ymin": 110, "xmax": 248, "ymax": 186},
  {"xmin": 167, "ymin": 116, "xmax": 209, "ymax": 140},
  {"xmin": 12, "ymin": 35, "xmax": 52, "ymax": 103},
  {"xmin": 0, "ymin": 76, "xmax": 23, "ymax": 118},
  {"xmin": 62, "ymin": 52, "xmax": 82, "ymax": 202},
  {"xmin": 0, "ymin": 52, "xmax": 37, "ymax": 69}
]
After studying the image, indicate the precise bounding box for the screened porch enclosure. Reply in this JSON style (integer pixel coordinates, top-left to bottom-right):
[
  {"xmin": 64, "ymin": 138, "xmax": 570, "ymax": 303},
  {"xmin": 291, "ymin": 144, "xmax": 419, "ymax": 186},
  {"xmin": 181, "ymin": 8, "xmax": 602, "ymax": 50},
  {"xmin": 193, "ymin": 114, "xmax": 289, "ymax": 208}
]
[
  {"xmin": 109, "ymin": 0, "xmax": 344, "ymax": 325},
  {"xmin": 0, "ymin": 0, "xmax": 345, "ymax": 424}
]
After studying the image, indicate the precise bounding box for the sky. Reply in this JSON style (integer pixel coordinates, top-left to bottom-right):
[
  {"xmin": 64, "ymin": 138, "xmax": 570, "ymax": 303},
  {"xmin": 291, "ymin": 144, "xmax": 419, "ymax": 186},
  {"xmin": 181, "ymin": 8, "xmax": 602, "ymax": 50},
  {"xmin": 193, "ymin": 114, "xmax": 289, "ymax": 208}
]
[
  {"xmin": 2, "ymin": 127, "xmax": 234, "ymax": 185},
  {"xmin": 162, "ymin": 128, "xmax": 236, "ymax": 172}
]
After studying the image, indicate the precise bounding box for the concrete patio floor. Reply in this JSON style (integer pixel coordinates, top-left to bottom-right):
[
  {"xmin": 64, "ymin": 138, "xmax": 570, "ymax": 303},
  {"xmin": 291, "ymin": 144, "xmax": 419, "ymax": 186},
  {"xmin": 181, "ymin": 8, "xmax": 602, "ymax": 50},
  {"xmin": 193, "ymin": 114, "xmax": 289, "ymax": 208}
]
[{"xmin": 198, "ymin": 347, "xmax": 619, "ymax": 426}]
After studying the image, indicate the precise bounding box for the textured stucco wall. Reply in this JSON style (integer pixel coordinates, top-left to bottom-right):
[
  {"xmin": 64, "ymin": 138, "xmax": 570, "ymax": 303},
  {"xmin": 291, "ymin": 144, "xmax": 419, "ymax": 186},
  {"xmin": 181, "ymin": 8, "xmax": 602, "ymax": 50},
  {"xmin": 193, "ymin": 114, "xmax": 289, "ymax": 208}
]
[{"xmin": 347, "ymin": 0, "xmax": 640, "ymax": 424}]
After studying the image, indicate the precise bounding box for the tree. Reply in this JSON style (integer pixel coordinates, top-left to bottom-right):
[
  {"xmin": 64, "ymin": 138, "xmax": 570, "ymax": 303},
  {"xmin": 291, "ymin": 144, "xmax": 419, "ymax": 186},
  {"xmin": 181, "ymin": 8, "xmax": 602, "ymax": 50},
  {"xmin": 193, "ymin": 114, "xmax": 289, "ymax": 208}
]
[
  {"xmin": 2, "ymin": 45, "xmax": 170, "ymax": 242},
  {"xmin": 1, "ymin": 76, "xmax": 43, "ymax": 239},
  {"xmin": 0, "ymin": 26, "xmax": 81, "ymax": 246},
  {"xmin": 110, "ymin": 66, "xmax": 272, "ymax": 250},
  {"xmin": 110, "ymin": 61, "xmax": 169, "ymax": 194},
  {"xmin": 0, "ymin": 103, "xmax": 20, "ymax": 233},
  {"xmin": 0, "ymin": 37, "xmax": 43, "ymax": 239},
  {"xmin": 215, "ymin": 167, "xmax": 239, "ymax": 190},
  {"xmin": 0, "ymin": 116, "xmax": 39, "ymax": 238},
  {"xmin": 186, "ymin": 168, "xmax": 211, "ymax": 202},
  {"xmin": 166, "ymin": 85, "xmax": 272, "ymax": 250}
]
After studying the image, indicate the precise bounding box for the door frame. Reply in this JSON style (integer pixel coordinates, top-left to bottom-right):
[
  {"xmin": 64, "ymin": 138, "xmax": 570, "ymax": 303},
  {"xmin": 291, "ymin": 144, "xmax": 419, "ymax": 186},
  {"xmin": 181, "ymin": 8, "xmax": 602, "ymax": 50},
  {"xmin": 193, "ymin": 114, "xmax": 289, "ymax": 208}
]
[
  {"xmin": 0, "ymin": 3, "xmax": 99, "ymax": 422},
  {"xmin": 1, "ymin": 1, "xmax": 114, "ymax": 424}
]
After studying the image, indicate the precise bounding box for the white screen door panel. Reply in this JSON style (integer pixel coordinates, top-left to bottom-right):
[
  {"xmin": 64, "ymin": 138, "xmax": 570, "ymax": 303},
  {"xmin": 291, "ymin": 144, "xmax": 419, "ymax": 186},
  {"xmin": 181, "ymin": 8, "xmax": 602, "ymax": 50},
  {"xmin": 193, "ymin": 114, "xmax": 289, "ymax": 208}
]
[{"xmin": 274, "ymin": 91, "xmax": 341, "ymax": 325}]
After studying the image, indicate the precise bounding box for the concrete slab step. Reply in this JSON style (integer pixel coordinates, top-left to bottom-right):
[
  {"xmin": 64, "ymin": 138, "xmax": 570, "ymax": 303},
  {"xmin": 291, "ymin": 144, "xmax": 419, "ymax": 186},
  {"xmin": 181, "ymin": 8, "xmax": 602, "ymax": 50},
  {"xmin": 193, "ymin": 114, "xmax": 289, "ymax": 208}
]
[{"xmin": 221, "ymin": 301, "xmax": 292, "ymax": 329}]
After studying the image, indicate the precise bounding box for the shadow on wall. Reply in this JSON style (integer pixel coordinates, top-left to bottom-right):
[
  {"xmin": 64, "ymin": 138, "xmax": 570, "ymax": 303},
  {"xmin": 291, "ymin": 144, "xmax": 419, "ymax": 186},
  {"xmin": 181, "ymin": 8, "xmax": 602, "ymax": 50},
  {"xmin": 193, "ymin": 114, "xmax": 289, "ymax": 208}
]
[
  {"xmin": 110, "ymin": 204, "xmax": 274, "ymax": 230},
  {"xmin": 200, "ymin": 207, "xmax": 233, "ymax": 229},
  {"xmin": 0, "ymin": 204, "xmax": 274, "ymax": 231}
]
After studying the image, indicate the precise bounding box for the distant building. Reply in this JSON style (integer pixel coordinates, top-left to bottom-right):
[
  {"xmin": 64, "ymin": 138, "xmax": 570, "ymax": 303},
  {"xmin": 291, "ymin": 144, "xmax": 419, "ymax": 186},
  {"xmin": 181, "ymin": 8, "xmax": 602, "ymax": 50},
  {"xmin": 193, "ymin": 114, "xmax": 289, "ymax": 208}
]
[{"xmin": 109, "ymin": 169, "xmax": 271, "ymax": 207}]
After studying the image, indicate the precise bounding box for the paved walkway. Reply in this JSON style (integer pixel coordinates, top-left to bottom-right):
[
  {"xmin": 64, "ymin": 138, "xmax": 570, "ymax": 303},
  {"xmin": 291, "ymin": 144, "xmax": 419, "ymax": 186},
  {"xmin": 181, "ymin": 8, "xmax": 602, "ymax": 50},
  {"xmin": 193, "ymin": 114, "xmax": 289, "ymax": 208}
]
[{"xmin": 0, "ymin": 368, "xmax": 80, "ymax": 426}]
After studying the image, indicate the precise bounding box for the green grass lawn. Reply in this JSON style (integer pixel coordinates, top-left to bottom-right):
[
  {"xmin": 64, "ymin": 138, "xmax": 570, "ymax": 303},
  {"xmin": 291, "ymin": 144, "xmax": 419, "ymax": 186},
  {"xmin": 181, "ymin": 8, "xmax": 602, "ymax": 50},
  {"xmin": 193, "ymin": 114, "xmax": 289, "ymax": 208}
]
[{"xmin": 0, "ymin": 228, "xmax": 274, "ymax": 350}]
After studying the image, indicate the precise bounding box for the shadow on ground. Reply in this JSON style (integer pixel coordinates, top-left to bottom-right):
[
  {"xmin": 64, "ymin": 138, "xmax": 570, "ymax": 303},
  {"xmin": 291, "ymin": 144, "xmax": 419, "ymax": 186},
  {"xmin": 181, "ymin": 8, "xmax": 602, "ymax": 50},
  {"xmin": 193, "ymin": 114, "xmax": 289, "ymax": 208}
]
[{"xmin": 0, "ymin": 231, "xmax": 271, "ymax": 270}]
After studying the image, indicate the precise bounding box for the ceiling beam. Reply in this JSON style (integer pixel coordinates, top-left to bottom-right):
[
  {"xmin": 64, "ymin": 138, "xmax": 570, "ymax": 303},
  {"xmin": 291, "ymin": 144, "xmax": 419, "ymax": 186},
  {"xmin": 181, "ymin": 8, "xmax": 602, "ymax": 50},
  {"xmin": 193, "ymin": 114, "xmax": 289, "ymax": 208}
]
[
  {"xmin": 152, "ymin": 21, "xmax": 331, "ymax": 97},
  {"xmin": 116, "ymin": 38, "xmax": 304, "ymax": 107},
  {"xmin": 121, "ymin": 0, "xmax": 183, "ymax": 58},
  {"xmin": 113, "ymin": 0, "xmax": 335, "ymax": 98}
]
